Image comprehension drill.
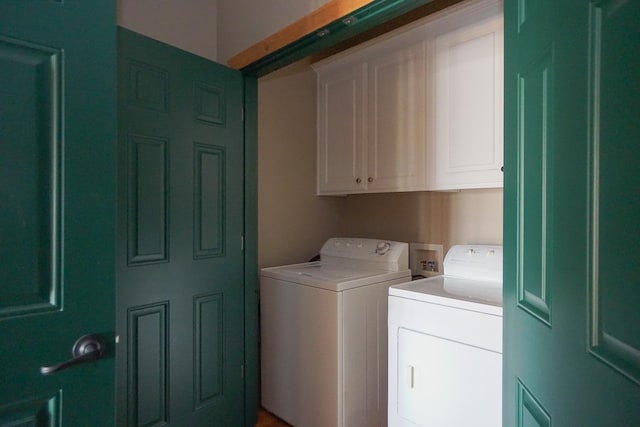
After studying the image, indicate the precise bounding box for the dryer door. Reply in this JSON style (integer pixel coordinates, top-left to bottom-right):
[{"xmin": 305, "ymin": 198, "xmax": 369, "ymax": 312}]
[
  {"xmin": 396, "ymin": 328, "xmax": 501, "ymax": 426},
  {"xmin": 388, "ymin": 295, "xmax": 502, "ymax": 427}
]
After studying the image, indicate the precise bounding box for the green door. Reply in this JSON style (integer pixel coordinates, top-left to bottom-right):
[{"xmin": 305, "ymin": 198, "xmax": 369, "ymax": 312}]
[
  {"xmin": 116, "ymin": 29, "xmax": 246, "ymax": 426},
  {"xmin": 0, "ymin": 0, "xmax": 116, "ymax": 425},
  {"xmin": 503, "ymin": 0, "xmax": 640, "ymax": 424}
]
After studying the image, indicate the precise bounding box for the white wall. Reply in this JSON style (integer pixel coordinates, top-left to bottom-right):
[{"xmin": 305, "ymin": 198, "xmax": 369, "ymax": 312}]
[
  {"xmin": 217, "ymin": 0, "xmax": 329, "ymax": 64},
  {"xmin": 117, "ymin": 0, "xmax": 332, "ymax": 64},
  {"xmin": 117, "ymin": 0, "xmax": 218, "ymax": 61}
]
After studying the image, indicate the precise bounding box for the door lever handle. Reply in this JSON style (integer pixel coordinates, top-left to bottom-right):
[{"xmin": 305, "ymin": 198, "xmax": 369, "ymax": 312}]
[{"xmin": 40, "ymin": 334, "xmax": 106, "ymax": 375}]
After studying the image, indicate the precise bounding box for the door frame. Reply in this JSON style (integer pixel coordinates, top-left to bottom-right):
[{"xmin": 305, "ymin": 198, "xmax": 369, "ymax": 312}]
[
  {"xmin": 236, "ymin": 2, "xmax": 483, "ymax": 427},
  {"xmin": 243, "ymin": 77, "xmax": 259, "ymax": 427},
  {"xmin": 238, "ymin": 1, "xmax": 498, "ymax": 426}
]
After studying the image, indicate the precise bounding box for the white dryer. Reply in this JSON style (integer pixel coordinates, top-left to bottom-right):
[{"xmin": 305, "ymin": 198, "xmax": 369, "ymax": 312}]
[
  {"xmin": 261, "ymin": 238, "xmax": 411, "ymax": 427},
  {"xmin": 388, "ymin": 245, "xmax": 503, "ymax": 427}
]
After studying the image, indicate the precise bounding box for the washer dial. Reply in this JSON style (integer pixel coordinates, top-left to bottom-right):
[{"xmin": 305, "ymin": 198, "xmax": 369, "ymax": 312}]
[{"xmin": 376, "ymin": 241, "xmax": 391, "ymax": 255}]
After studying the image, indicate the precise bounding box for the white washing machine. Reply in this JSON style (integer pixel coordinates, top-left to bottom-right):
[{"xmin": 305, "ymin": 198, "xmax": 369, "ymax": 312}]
[
  {"xmin": 388, "ymin": 245, "xmax": 503, "ymax": 427},
  {"xmin": 261, "ymin": 238, "xmax": 411, "ymax": 427}
]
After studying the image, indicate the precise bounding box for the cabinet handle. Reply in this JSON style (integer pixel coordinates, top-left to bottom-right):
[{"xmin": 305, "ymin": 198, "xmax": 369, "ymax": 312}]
[
  {"xmin": 501, "ymin": 166, "xmax": 504, "ymax": 172},
  {"xmin": 356, "ymin": 178, "xmax": 362, "ymax": 184},
  {"xmin": 367, "ymin": 177, "xmax": 373, "ymax": 183}
]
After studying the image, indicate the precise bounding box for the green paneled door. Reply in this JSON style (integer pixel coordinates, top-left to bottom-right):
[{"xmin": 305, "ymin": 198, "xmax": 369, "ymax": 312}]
[
  {"xmin": 504, "ymin": 0, "xmax": 640, "ymax": 425},
  {"xmin": 116, "ymin": 29, "xmax": 246, "ymax": 426},
  {"xmin": 0, "ymin": 0, "xmax": 116, "ymax": 425}
]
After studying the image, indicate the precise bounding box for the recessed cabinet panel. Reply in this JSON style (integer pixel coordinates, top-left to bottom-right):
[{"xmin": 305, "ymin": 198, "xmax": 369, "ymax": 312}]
[
  {"xmin": 317, "ymin": 65, "xmax": 365, "ymax": 194},
  {"xmin": 429, "ymin": 13, "xmax": 504, "ymax": 190},
  {"xmin": 368, "ymin": 42, "xmax": 427, "ymax": 191}
]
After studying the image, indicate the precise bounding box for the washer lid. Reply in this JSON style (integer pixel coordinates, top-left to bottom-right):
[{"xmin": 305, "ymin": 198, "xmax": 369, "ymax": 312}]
[
  {"xmin": 389, "ymin": 275, "xmax": 502, "ymax": 315},
  {"xmin": 261, "ymin": 261, "xmax": 410, "ymax": 291}
]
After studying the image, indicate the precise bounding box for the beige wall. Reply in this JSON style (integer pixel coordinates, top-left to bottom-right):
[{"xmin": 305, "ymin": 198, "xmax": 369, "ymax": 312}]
[
  {"xmin": 258, "ymin": 60, "xmax": 345, "ymax": 269},
  {"xmin": 337, "ymin": 189, "xmax": 503, "ymax": 254},
  {"xmin": 446, "ymin": 188, "xmax": 503, "ymax": 246},
  {"xmin": 117, "ymin": 0, "xmax": 218, "ymax": 61}
]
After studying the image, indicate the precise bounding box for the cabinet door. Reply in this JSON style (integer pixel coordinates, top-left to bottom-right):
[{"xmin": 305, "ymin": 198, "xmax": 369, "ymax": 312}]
[
  {"xmin": 429, "ymin": 14, "xmax": 504, "ymax": 190},
  {"xmin": 367, "ymin": 42, "xmax": 427, "ymax": 192},
  {"xmin": 317, "ymin": 64, "xmax": 366, "ymax": 194}
]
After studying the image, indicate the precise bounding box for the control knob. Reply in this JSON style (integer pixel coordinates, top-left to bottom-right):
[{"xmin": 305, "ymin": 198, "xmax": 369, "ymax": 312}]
[{"xmin": 375, "ymin": 241, "xmax": 391, "ymax": 255}]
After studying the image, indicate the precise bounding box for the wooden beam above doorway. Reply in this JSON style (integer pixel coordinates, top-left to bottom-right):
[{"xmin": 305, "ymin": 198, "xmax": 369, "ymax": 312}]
[
  {"xmin": 226, "ymin": 0, "xmax": 437, "ymax": 77},
  {"xmin": 227, "ymin": 0, "xmax": 375, "ymax": 71}
]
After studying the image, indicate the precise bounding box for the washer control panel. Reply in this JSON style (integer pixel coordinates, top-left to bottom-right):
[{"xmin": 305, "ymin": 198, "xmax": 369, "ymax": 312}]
[
  {"xmin": 320, "ymin": 238, "xmax": 409, "ymax": 272},
  {"xmin": 375, "ymin": 241, "xmax": 392, "ymax": 255}
]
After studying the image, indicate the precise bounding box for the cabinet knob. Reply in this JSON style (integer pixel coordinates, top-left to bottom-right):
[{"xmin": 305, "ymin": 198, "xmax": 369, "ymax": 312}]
[
  {"xmin": 356, "ymin": 178, "xmax": 362, "ymax": 184},
  {"xmin": 367, "ymin": 177, "xmax": 374, "ymax": 183},
  {"xmin": 501, "ymin": 166, "xmax": 504, "ymax": 172}
]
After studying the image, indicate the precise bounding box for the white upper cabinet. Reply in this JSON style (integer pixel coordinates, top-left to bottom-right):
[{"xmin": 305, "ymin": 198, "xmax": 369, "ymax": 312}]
[
  {"xmin": 314, "ymin": 0, "xmax": 503, "ymax": 195},
  {"xmin": 428, "ymin": 1, "xmax": 504, "ymax": 190},
  {"xmin": 367, "ymin": 42, "xmax": 427, "ymax": 193},
  {"xmin": 315, "ymin": 34, "xmax": 428, "ymax": 195},
  {"xmin": 317, "ymin": 63, "xmax": 366, "ymax": 194}
]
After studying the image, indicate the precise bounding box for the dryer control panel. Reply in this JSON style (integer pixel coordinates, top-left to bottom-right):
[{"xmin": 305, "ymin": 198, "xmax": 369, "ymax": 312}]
[{"xmin": 443, "ymin": 245, "xmax": 503, "ymax": 282}]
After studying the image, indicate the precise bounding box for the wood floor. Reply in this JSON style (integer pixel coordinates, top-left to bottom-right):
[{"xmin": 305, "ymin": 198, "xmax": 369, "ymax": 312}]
[{"xmin": 255, "ymin": 408, "xmax": 291, "ymax": 427}]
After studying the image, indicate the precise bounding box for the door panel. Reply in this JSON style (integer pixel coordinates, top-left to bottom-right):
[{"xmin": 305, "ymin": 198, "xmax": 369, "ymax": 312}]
[
  {"xmin": 116, "ymin": 28, "xmax": 245, "ymax": 426},
  {"xmin": 0, "ymin": 36, "xmax": 62, "ymax": 319},
  {"xmin": 515, "ymin": 46, "xmax": 554, "ymax": 326},
  {"xmin": 0, "ymin": 0, "xmax": 116, "ymax": 425},
  {"xmin": 127, "ymin": 134, "xmax": 169, "ymax": 265},
  {"xmin": 126, "ymin": 302, "xmax": 169, "ymax": 426},
  {"xmin": 586, "ymin": 0, "xmax": 640, "ymax": 386},
  {"xmin": 504, "ymin": 0, "xmax": 640, "ymax": 425}
]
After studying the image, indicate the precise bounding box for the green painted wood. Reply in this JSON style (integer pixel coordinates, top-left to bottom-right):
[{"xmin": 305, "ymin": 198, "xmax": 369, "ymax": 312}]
[
  {"xmin": 0, "ymin": 0, "xmax": 116, "ymax": 424},
  {"xmin": 117, "ymin": 28, "xmax": 245, "ymax": 426},
  {"xmin": 242, "ymin": 0, "xmax": 434, "ymax": 77},
  {"xmin": 504, "ymin": 0, "xmax": 640, "ymax": 425},
  {"xmin": 243, "ymin": 76, "xmax": 259, "ymax": 427}
]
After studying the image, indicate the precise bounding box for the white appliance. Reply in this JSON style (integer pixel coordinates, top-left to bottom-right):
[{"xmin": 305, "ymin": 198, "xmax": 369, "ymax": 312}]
[
  {"xmin": 261, "ymin": 238, "xmax": 411, "ymax": 427},
  {"xmin": 388, "ymin": 245, "xmax": 503, "ymax": 427}
]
